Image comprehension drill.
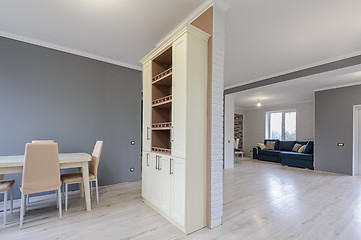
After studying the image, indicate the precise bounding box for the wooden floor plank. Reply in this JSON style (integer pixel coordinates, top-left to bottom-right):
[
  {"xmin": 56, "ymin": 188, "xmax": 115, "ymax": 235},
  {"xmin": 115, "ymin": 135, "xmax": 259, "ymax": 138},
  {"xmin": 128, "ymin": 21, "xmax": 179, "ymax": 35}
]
[{"xmin": 1, "ymin": 158, "xmax": 361, "ymax": 239}]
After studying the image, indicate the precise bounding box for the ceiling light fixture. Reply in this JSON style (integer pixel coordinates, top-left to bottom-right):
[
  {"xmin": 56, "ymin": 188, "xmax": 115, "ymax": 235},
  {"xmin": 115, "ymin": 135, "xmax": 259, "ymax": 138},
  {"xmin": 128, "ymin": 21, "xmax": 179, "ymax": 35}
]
[{"xmin": 257, "ymin": 98, "xmax": 261, "ymax": 107}]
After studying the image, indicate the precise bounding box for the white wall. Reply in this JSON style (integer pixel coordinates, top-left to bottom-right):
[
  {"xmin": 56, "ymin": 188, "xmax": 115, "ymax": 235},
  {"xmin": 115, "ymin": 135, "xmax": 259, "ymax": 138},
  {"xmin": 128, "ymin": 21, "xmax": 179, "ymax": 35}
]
[
  {"xmin": 224, "ymin": 95, "xmax": 235, "ymax": 169},
  {"xmin": 242, "ymin": 101, "xmax": 314, "ymax": 156}
]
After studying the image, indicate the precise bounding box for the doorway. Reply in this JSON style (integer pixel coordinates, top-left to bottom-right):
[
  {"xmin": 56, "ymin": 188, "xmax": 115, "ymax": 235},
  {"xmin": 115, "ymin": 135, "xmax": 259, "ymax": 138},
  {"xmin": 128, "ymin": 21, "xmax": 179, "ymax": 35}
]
[{"xmin": 353, "ymin": 105, "xmax": 361, "ymax": 175}]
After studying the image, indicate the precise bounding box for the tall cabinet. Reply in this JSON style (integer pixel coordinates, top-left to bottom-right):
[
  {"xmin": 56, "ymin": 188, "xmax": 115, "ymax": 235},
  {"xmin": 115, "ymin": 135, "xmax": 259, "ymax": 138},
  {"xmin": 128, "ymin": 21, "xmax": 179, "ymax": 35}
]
[{"xmin": 140, "ymin": 24, "xmax": 210, "ymax": 234}]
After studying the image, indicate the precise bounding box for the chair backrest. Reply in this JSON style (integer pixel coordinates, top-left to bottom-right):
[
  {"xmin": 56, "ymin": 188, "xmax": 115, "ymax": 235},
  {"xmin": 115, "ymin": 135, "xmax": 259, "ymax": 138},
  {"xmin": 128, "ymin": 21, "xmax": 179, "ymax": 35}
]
[
  {"xmin": 21, "ymin": 142, "xmax": 61, "ymax": 195},
  {"xmin": 32, "ymin": 140, "xmax": 54, "ymax": 143},
  {"xmin": 234, "ymin": 139, "xmax": 240, "ymax": 149},
  {"xmin": 89, "ymin": 141, "xmax": 103, "ymax": 177}
]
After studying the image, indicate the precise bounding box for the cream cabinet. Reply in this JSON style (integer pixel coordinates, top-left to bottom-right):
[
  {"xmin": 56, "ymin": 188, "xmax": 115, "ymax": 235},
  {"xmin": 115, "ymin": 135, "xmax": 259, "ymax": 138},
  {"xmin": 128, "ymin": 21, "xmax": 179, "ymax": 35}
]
[
  {"xmin": 140, "ymin": 24, "xmax": 209, "ymax": 234},
  {"xmin": 159, "ymin": 155, "xmax": 171, "ymax": 215},
  {"xmin": 170, "ymin": 157, "xmax": 185, "ymax": 225},
  {"xmin": 142, "ymin": 61, "xmax": 152, "ymax": 152},
  {"xmin": 141, "ymin": 151, "xmax": 151, "ymax": 200}
]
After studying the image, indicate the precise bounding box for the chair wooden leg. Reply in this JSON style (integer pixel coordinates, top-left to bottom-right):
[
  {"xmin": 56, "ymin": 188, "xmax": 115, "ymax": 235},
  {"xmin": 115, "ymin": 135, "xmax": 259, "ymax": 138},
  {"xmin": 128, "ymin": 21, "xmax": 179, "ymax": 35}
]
[
  {"xmin": 3, "ymin": 191, "xmax": 7, "ymax": 225},
  {"xmin": 65, "ymin": 183, "xmax": 68, "ymax": 212},
  {"xmin": 10, "ymin": 188, "xmax": 13, "ymax": 214},
  {"xmin": 95, "ymin": 179, "xmax": 99, "ymax": 205},
  {"xmin": 58, "ymin": 188, "xmax": 62, "ymax": 219},
  {"xmin": 20, "ymin": 193, "xmax": 24, "ymax": 229}
]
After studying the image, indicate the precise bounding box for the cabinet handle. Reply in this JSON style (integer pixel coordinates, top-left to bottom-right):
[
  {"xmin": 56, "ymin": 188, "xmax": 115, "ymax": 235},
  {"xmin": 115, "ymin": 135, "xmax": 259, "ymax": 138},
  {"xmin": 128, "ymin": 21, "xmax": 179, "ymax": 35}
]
[
  {"xmin": 155, "ymin": 156, "xmax": 158, "ymax": 170},
  {"xmin": 169, "ymin": 158, "xmax": 172, "ymax": 175},
  {"xmin": 146, "ymin": 153, "xmax": 150, "ymax": 166},
  {"xmin": 170, "ymin": 158, "xmax": 174, "ymax": 175},
  {"xmin": 171, "ymin": 126, "xmax": 174, "ymax": 142},
  {"xmin": 146, "ymin": 127, "xmax": 150, "ymax": 140},
  {"xmin": 158, "ymin": 156, "xmax": 162, "ymax": 171}
]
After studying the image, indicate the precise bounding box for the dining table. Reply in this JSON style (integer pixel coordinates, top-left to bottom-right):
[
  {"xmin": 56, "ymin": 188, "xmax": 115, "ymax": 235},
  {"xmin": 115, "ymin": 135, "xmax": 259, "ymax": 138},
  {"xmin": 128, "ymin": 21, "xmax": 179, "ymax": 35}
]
[{"xmin": 0, "ymin": 153, "xmax": 92, "ymax": 211}]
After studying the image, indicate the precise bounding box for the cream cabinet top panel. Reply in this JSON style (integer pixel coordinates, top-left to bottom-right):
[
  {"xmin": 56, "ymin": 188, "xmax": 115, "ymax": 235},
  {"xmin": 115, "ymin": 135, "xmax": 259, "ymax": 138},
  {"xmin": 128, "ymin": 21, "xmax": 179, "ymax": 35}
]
[{"xmin": 139, "ymin": 23, "xmax": 210, "ymax": 65}]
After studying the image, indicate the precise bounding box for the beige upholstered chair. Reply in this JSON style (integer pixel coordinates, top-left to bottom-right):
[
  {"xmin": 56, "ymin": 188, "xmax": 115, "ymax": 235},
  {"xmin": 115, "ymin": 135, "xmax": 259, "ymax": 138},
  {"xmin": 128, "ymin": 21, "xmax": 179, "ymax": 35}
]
[
  {"xmin": 0, "ymin": 174, "xmax": 15, "ymax": 225},
  {"xmin": 32, "ymin": 140, "xmax": 54, "ymax": 143},
  {"xmin": 61, "ymin": 141, "xmax": 103, "ymax": 211},
  {"xmin": 20, "ymin": 142, "xmax": 62, "ymax": 229},
  {"xmin": 26, "ymin": 140, "xmax": 55, "ymax": 204}
]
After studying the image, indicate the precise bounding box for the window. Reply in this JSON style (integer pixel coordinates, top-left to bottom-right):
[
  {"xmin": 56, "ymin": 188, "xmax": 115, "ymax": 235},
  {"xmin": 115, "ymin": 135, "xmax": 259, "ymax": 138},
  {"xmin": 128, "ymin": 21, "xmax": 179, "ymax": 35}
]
[{"xmin": 266, "ymin": 110, "xmax": 296, "ymax": 140}]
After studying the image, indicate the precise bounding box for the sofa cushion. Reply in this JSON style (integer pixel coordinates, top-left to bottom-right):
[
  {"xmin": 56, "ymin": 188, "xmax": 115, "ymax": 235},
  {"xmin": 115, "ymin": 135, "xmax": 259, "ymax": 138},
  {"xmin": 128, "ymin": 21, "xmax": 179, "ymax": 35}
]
[
  {"xmin": 266, "ymin": 141, "xmax": 276, "ymax": 150},
  {"xmin": 258, "ymin": 149, "xmax": 282, "ymax": 156},
  {"xmin": 277, "ymin": 141, "xmax": 295, "ymax": 151},
  {"xmin": 257, "ymin": 143, "xmax": 266, "ymax": 150},
  {"xmin": 298, "ymin": 145, "xmax": 306, "ymax": 153},
  {"xmin": 264, "ymin": 139, "xmax": 280, "ymax": 149},
  {"xmin": 304, "ymin": 142, "xmax": 314, "ymax": 154},
  {"xmin": 296, "ymin": 141, "xmax": 309, "ymax": 146},
  {"xmin": 280, "ymin": 151, "xmax": 313, "ymax": 161},
  {"xmin": 292, "ymin": 143, "xmax": 303, "ymax": 152}
]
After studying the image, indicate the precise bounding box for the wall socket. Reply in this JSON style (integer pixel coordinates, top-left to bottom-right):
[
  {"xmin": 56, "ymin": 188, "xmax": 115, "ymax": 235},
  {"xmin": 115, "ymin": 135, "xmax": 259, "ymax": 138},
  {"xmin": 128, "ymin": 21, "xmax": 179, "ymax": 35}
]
[{"xmin": 130, "ymin": 168, "xmax": 134, "ymax": 172}]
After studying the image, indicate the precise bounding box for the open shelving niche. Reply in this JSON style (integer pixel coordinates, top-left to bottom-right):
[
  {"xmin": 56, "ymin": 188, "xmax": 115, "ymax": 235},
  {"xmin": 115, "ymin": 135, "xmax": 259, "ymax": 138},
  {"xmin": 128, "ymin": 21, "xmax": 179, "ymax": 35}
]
[{"xmin": 151, "ymin": 47, "xmax": 172, "ymax": 155}]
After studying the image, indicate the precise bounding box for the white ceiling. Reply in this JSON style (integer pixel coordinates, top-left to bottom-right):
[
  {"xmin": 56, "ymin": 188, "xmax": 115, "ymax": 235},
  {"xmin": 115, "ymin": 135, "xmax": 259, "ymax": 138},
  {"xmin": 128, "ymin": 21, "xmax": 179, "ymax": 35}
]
[
  {"xmin": 233, "ymin": 65, "xmax": 361, "ymax": 109},
  {"xmin": 223, "ymin": 0, "xmax": 361, "ymax": 88},
  {"xmin": 0, "ymin": 0, "xmax": 205, "ymax": 70},
  {"xmin": 0, "ymin": 0, "xmax": 360, "ymax": 89}
]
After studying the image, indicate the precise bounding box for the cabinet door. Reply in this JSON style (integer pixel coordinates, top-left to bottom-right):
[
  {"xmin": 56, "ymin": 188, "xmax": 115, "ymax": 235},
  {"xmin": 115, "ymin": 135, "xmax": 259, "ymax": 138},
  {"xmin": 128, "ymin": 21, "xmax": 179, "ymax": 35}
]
[
  {"xmin": 170, "ymin": 157, "xmax": 185, "ymax": 225},
  {"xmin": 142, "ymin": 61, "xmax": 152, "ymax": 152},
  {"xmin": 152, "ymin": 154, "xmax": 162, "ymax": 207},
  {"xmin": 141, "ymin": 152, "xmax": 151, "ymax": 200},
  {"xmin": 171, "ymin": 36, "xmax": 187, "ymax": 159},
  {"xmin": 159, "ymin": 155, "xmax": 171, "ymax": 215}
]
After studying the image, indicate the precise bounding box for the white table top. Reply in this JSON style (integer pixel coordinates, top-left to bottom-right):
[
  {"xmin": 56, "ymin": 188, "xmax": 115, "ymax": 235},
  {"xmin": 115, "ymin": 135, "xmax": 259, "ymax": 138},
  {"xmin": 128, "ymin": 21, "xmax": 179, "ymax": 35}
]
[{"xmin": 0, "ymin": 153, "xmax": 91, "ymax": 168}]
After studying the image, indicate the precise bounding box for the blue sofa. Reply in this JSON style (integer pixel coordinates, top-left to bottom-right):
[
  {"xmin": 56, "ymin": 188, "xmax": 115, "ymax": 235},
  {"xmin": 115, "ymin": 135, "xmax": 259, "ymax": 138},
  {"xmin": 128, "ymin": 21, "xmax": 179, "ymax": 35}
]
[{"xmin": 255, "ymin": 139, "xmax": 314, "ymax": 169}]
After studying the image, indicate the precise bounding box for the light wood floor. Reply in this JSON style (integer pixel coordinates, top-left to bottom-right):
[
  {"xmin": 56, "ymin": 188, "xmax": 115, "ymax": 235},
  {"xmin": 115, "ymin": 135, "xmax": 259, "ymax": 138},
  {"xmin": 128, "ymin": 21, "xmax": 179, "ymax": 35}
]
[{"xmin": 2, "ymin": 158, "xmax": 361, "ymax": 239}]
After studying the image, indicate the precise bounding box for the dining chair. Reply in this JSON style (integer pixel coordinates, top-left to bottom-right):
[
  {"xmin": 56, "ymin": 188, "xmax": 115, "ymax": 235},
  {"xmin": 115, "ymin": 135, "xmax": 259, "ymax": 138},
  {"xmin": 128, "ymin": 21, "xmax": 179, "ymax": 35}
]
[
  {"xmin": 25, "ymin": 140, "xmax": 55, "ymax": 205},
  {"xmin": 0, "ymin": 174, "xmax": 15, "ymax": 225},
  {"xmin": 61, "ymin": 141, "xmax": 103, "ymax": 211},
  {"xmin": 234, "ymin": 138, "xmax": 240, "ymax": 150},
  {"xmin": 234, "ymin": 139, "xmax": 244, "ymax": 162},
  {"xmin": 32, "ymin": 140, "xmax": 54, "ymax": 143},
  {"xmin": 20, "ymin": 142, "xmax": 62, "ymax": 229}
]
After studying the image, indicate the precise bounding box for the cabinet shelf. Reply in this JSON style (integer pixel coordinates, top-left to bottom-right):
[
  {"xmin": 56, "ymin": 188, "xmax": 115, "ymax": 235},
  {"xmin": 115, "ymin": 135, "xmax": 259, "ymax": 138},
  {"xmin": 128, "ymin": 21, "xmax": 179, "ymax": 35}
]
[
  {"xmin": 152, "ymin": 147, "xmax": 171, "ymax": 155},
  {"xmin": 152, "ymin": 95, "xmax": 172, "ymax": 108},
  {"xmin": 152, "ymin": 122, "xmax": 171, "ymax": 130},
  {"xmin": 152, "ymin": 67, "xmax": 172, "ymax": 86}
]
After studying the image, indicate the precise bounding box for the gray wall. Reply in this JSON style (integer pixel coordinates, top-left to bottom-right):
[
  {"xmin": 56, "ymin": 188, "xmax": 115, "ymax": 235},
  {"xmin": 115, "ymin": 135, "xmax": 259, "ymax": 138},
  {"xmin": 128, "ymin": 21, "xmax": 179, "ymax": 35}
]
[
  {"xmin": 0, "ymin": 36, "xmax": 142, "ymax": 199},
  {"xmin": 315, "ymin": 84, "xmax": 361, "ymax": 175}
]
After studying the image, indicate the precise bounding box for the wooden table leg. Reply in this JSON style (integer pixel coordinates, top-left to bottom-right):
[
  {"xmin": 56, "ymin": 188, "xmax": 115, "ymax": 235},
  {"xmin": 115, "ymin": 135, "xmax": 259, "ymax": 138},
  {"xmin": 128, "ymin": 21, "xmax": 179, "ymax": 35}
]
[
  {"xmin": 81, "ymin": 162, "xmax": 91, "ymax": 211},
  {"xmin": 80, "ymin": 183, "xmax": 84, "ymax": 198}
]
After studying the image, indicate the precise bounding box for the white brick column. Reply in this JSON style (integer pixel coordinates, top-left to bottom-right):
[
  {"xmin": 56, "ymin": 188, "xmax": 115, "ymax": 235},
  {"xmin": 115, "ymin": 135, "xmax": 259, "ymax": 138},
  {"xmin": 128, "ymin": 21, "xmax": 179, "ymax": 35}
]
[
  {"xmin": 224, "ymin": 94, "xmax": 235, "ymax": 169},
  {"xmin": 209, "ymin": 4, "xmax": 225, "ymax": 228}
]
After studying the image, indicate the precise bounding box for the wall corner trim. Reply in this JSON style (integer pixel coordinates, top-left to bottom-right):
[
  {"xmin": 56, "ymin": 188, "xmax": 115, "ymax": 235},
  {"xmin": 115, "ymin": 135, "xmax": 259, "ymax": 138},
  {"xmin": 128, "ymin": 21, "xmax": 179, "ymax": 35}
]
[{"xmin": 0, "ymin": 30, "xmax": 142, "ymax": 71}]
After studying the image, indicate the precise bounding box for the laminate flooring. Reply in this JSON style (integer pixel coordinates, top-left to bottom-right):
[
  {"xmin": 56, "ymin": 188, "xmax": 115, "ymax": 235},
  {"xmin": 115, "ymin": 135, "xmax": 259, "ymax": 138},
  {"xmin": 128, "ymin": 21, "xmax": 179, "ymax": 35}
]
[{"xmin": 1, "ymin": 158, "xmax": 361, "ymax": 240}]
